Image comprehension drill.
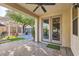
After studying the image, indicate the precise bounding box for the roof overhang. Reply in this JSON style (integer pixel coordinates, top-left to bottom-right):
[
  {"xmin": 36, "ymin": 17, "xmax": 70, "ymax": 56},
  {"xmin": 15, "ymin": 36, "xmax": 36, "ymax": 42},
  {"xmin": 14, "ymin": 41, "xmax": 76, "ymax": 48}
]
[{"xmin": 0, "ymin": 3, "xmax": 39, "ymax": 18}]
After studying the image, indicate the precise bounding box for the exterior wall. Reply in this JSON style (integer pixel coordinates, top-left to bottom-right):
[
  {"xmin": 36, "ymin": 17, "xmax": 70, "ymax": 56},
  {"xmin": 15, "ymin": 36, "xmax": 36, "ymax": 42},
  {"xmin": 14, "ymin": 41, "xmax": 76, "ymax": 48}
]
[
  {"xmin": 8, "ymin": 24, "xmax": 22, "ymax": 36},
  {"xmin": 71, "ymin": 7, "xmax": 79, "ymax": 56},
  {"xmin": 40, "ymin": 5, "xmax": 72, "ymax": 47},
  {"xmin": 0, "ymin": 26, "xmax": 6, "ymax": 32}
]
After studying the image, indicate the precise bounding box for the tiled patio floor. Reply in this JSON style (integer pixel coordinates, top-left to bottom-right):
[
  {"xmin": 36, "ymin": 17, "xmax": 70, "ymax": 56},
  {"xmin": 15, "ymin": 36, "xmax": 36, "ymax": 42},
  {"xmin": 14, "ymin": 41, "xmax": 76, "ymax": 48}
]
[{"xmin": 0, "ymin": 40, "xmax": 61, "ymax": 56}]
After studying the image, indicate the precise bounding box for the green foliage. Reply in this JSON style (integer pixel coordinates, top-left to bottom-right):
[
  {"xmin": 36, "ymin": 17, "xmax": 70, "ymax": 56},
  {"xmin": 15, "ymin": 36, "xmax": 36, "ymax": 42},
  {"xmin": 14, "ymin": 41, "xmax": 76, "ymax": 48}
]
[
  {"xmin": 32, "ymin": 27, "xmax": 35, "ymax": 39},
  {"xmin": 4, "ymin": 36, "xmax": 24, "ymax": 41},
  {"xmin": 43, "ymin": 28, "xmax": 48, "ymax": 36},
  {"xmin": 47, "ymin": 44, "xmax": 60, "ymax": 50},
  {"xmin": 0, "ymin": 36, "xmax": 24, "ymax": 44},
  {"xmin": 8, "ymin": 37, "xmax": 24, "ymax": 41},
  {"xmin": 4, "ymin": 36, "xmax": 17, "ymax": 39},
  {"xmin": 7, "ymin": 11, "xmax": 35, "ymax": 27}
]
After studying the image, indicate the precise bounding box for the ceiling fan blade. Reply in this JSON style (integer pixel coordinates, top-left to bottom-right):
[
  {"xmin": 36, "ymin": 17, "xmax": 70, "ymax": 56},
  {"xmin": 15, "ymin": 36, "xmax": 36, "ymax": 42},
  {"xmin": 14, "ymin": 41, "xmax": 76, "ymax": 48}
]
[
  {"xmin": 73, "ymin": 3, "xmax": 79, "ymax": 7},
  {"xmin": 27, "ymin": 3, "xmax": 56, "ymax": 5},
  {"xmin": 41, "ymin": 6, "xmax": 46, "ymax": 12},
  {"xmin": 33, "ymin": 6, "xmax": 39, "ymax": 12},
  {"xmin": 40, "ymin": 3, "xmax": 56, "ymax": 5}
]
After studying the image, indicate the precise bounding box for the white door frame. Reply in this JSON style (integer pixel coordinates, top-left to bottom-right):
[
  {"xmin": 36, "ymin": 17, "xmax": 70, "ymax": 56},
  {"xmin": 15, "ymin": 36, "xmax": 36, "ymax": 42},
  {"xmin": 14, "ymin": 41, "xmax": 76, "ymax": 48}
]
[
  {"xmin": 41, "ymin": 15, "xmax": 62, "ymax": 44},
  {"xmin": 51, "ymin": 15, "xmax": 62, "ymax": 44}
]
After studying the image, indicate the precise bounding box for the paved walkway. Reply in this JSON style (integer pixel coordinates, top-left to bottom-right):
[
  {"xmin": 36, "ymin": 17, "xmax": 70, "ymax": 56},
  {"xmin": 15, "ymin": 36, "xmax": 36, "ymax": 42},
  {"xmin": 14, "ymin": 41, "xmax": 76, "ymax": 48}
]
[
  {"xmin": 0, "ymin": 40, "xmax": 61, "ymax": 56},
  {"xmin": 18, "ymin": 34, "xmax": 33, "ymax": 40}
]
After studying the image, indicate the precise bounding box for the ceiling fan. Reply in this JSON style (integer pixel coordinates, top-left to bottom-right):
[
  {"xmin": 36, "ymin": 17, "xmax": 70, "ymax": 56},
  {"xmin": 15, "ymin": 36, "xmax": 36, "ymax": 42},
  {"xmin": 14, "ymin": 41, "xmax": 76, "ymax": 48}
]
[
  {"xmin": 28, "ymin": 3, "xmax": 56, "ymax": 13},
  {"xmin": 73, "ymin": 3, "xmax": 79, "ymax": 7}
]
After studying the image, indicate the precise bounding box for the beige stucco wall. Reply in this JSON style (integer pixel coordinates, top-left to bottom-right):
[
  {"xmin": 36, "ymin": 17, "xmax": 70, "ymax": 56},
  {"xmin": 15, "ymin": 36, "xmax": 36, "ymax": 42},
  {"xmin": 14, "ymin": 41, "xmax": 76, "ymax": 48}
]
[
  {"xmin": 40, "ymin": 5, "xmax": 79, "ymax": 55},
  {"xmin": 71, "ymin": 8, "xmax": 79, "ymax": 56},
  {"xmin": 40, "ymin": 5, "xmax": 72, "ymax": 47},
  {"xmin": 61, "ymin": 8, "xmax": 71, "ymax": 47}
]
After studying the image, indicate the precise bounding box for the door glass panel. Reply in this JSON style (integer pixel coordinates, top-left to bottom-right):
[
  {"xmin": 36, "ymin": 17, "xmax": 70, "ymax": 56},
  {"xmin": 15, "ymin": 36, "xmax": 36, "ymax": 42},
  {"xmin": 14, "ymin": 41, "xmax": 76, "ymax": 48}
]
[
  {"xmin": 52, "ymin": 17, "xmax": 60, "ymax": 41},
  {"xmin": 43, "ymin": 19, "xmax": 49, "ymax": 41}
]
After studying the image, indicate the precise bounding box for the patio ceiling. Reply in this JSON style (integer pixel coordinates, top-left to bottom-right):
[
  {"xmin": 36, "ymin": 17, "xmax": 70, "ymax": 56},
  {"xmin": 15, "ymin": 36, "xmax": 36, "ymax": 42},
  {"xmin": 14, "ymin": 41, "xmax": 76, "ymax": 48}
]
[
  {"xmin": 0, "ymin": 3, "xmax": 72, "ymax": 18},
  {"xmin": 18, "ymin": 3, "xmax": 72, "ymax": 16}
]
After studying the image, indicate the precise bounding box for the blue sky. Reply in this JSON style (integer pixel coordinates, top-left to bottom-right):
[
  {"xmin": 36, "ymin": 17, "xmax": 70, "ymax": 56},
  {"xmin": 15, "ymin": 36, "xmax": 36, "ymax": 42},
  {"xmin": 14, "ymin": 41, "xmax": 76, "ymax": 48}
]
[{"xmin": 0, "ymin": 6, "xmax": 8, "ymax": 17}]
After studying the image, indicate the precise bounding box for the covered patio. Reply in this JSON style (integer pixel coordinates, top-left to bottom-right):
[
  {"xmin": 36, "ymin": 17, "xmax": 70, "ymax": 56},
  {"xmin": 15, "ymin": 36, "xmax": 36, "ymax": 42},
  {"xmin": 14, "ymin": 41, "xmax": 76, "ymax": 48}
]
[
  {"xmin": 0, "ymin": 3, "xmax": 79, "ymax": 56},
  {"xmin": 0, "ymin": 40, "xmax": 61, "ymax": 56}
]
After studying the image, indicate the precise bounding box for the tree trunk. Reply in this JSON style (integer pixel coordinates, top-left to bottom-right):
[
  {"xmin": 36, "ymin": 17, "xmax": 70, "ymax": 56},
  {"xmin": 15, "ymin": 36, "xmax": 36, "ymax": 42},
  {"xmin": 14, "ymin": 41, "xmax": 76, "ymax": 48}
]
[{"xmin": 23, "ymin": 24, "xmax": 26, "ymax": 33}]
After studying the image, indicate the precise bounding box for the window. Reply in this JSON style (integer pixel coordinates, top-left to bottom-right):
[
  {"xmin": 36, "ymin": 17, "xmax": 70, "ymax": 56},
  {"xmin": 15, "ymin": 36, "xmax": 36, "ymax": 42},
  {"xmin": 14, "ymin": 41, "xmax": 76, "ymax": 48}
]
[
  {"xmin": 72, "ymin": 6, "xmax": 78, "ymax": 36},
  {"xmin": 73, "ymin": 18, "xmax": 78, "ymax": 36}
]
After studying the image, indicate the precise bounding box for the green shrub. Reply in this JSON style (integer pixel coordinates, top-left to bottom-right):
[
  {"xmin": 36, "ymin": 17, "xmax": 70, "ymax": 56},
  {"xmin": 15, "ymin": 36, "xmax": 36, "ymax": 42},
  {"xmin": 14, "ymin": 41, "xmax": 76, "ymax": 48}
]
[
  {"xmin": 0, "ymin": 36, "xmax": 24, "ymax": 44},
  {"xmin": 8, "ymin": 37, "xmax": 24, "ymax": 41},
  {"xmin": 32, "ymin": 27, "xmax": 35, "ymax": 39},
  {"xmin": 3, "ymin": 36, "xmax": 16, "ymax": 39},
  {"xmin": 3, "ymin": 36, "xmax": 24, "ymax": 41}
]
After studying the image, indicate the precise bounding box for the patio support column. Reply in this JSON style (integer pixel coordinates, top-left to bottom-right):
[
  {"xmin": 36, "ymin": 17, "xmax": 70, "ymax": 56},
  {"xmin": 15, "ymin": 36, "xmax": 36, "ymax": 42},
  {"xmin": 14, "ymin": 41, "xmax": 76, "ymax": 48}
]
[
  {"xmin": 78, "ymin": 8, "xmax": 79, "ymax": 39},
  {"xmin": 39, "ymin": 18, "xmax": 43, "ymax": 42},
  {"xmin": 49, "ymin": 17, "xmax": 52, "ymax": 42},
  {"xmin": 8, "ymin": 24, "xmax": 11, "ymax": 36},
  {"xmin": 35, "ymin": 18, "xmax": 39, "ymax": 42}
]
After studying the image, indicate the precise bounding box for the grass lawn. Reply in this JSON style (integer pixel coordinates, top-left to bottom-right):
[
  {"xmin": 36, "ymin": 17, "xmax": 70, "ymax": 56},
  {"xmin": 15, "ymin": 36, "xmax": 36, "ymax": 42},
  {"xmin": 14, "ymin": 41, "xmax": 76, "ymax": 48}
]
[
  {"xmin": 47, "ymin": 44, "xmax": 60, "ymax": 50},
  {"xmin": 5, "ymin": 36, "xmax": 24, "ymax": 41},
  {"xmin": 8, "ymin": 37, "xmax": 24, "ymax": 41},
  {"xmin": 0, "ymin": 36, "xmax": 24, "ymax": 44}
]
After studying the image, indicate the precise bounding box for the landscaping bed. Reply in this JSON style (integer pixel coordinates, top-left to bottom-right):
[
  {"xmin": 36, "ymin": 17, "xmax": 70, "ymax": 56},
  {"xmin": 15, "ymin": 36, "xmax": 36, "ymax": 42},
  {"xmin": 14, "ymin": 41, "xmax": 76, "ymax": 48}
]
[
  {"xmin": 6, "ymin": 36, "xmax": 24, "ymax": 41},
  {"xmin": 0, "ymin": 36, "xmax": 24, "ymax": 44}
]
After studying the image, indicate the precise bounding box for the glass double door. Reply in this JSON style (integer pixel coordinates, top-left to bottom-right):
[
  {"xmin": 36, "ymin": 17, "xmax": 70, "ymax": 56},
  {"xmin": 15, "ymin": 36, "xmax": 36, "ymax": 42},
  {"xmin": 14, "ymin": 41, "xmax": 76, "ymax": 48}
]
[{"xmin": 42, "ymin": 17, "xmax": 61, "ymax": 42}]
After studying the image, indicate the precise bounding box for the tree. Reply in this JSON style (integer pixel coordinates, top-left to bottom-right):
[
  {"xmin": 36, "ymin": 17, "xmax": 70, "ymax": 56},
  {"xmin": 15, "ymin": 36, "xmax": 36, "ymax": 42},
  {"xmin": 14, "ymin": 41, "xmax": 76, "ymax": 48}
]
[{"xmin": 6, "ymin": 11, "xmax": 35, "ymax": 33}]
